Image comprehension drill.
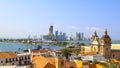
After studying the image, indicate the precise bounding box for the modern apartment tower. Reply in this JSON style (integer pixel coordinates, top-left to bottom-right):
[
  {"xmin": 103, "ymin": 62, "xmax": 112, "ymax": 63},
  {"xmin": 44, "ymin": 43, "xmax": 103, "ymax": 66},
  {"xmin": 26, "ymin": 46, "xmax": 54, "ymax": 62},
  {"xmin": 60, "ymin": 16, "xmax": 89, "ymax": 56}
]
[{"xmin": 49, "ymin": 25, "xmax": 54, "ymax": 40}]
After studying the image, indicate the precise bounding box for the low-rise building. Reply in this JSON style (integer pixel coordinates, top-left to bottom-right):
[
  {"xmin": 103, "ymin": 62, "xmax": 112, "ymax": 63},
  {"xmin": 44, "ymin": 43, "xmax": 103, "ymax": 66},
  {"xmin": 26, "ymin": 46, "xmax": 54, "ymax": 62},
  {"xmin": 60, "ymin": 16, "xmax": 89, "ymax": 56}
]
[
  {"xmin": 0, "ymin": 52, "xmax": 31, "ymax": 66},
  {"xmin": 80, "ymin": 52, "xmax": 107, "ymax": 62},
  {"xmin": 0, "ymin": 52, "xmax": 18, "ymax": 66}
]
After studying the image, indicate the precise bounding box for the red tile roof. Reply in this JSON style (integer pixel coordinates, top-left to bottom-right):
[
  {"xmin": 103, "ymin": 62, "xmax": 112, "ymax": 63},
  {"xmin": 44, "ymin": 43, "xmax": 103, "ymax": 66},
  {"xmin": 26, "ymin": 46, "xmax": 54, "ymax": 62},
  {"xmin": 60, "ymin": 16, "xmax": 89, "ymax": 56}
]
[
  {"xmin": 32, "ymin": 55, "xmax": 55, "ymax": 68},
  {"xmin": 80, "ymin": 52, "xmax": 97, "ymax": 56},
  {"xmin": 0, "ymin": 52, "xmax": 17, "ymax": 59}
]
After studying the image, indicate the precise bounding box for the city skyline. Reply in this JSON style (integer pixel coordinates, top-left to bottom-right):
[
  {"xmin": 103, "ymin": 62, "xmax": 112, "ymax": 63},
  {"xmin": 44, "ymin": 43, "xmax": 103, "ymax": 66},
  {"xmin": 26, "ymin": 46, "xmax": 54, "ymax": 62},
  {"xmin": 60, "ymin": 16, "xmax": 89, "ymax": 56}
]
[{"xmin": 0, "ymin": 0, "xmax": 120, "ymax": 40}]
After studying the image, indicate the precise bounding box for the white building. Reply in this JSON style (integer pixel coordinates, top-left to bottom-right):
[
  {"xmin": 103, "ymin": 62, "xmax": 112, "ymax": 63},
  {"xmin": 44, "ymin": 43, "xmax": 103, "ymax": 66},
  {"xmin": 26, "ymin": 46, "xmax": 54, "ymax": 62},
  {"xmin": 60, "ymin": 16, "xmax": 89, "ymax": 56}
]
[
  {"xmin": 0, "ymin": 52, "xmax": 31, "ymax": 66},
  {"xmin": 81, "ymin": 53, "xmax": 107, "ymax": 62}
]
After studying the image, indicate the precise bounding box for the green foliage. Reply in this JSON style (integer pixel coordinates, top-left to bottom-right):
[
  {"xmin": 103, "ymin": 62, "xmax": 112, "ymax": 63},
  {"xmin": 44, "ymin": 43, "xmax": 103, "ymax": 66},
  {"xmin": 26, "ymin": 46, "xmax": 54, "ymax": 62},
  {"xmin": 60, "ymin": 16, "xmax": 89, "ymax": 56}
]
[
  {"xmin": 37, "ymin": 45, "xmax": 42, "ymax": 49},
  {"xmin": 72, "ymin": 49, "xmax": 80, "ymax": 55},
  {"xmin": 61, "ymin": 48, "xmax": 72, "ymax": 59},
  {"xmin": 77, "ymin": 43, "xmax": 85, "ymax": 46},
  {"xmin": 93, "ymin": 60, "xmax": 99, "ymax": 64},
  {"xmin": 70, "ymin": 66, "xmax": 74, "ymax": 68},
  {"xmin": 76, "ymin": 57, "xmax": 81, "ymax": 60}
]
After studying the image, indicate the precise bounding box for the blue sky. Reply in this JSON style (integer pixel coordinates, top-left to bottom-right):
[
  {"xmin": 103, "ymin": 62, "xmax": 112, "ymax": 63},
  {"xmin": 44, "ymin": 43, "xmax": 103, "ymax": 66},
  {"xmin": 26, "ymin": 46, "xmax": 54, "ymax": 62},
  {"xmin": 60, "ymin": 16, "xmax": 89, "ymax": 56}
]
[{"xmin": 0, "ymin": 0, "xmax": 120, "ymax": 40}]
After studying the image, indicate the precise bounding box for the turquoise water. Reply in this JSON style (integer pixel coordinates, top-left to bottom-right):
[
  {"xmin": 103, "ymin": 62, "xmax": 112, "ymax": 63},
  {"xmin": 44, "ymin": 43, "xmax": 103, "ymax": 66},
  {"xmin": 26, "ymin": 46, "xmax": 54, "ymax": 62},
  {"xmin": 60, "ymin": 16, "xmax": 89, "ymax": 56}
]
[
  {"xmin": 0, "ymin": 42, "xmax": 65, "ymax": 52},
  {"xmin": 0, "ymin": 40, "xmax": 119, "ymax": 52},
  {"xmin": 68, "ymin": 40, "xmax": 120, "ymax": 45}
]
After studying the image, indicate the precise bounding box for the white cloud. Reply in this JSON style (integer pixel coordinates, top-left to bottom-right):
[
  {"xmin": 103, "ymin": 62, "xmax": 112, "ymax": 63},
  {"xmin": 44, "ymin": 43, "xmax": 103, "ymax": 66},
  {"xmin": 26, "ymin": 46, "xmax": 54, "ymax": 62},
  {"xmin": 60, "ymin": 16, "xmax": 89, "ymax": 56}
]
[
  {"xmin": 85, "ymin": 26, "xmax": 104, "ymax": 32},
  {"xmin": 68, "ymin": 26, "xmax": 78, "ymax": 30},
  {"xmin": 53, "ymin": 24, "xmax": 62, "ymax": 29}
]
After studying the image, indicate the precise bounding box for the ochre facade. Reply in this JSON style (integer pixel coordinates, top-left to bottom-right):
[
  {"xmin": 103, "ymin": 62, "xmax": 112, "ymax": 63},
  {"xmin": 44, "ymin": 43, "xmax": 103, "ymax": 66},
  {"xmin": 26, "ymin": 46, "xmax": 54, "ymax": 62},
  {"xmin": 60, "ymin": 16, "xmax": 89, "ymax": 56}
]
[{"xmin": 90, "ymin": 29, "xmax": 120, "ymax": 60}]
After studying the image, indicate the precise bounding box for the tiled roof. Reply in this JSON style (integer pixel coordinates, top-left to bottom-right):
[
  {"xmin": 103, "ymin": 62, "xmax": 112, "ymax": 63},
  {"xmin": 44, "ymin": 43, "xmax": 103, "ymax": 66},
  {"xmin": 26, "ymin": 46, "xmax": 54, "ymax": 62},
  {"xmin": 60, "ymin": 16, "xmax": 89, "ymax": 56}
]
[
  {"xmin": 111, "ymin": 59, "xmax": 120, "ymax": 65},
  {"xmin": 80, "ymin": 52, "xmax": 97, "ymax": 56},
  {"xmin": 32, "ymin": 55, "xmax": 55, "ymax": 68},
  {"xmin": 32, "ymin": 50, "xmax": 50, "ymax": 53},
  {"xmin": 66, "ymin": 61, "xmax": 77, "ymax": 68},
  {"xmin": 0, "ymin": 52, "xmax": 17, "ymax": 59}
]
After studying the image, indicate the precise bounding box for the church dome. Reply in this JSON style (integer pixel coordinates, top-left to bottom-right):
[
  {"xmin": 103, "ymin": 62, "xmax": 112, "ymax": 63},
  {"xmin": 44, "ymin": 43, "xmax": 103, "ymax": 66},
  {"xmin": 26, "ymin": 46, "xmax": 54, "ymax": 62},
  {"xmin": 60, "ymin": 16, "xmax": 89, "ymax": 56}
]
[
  {"xmin": 101, "ymin": 29, "xmax": 111, "ymax": 44},
  {"xmin": 90, "ymin": 30, "xmax": 99, "ymax": 45}
]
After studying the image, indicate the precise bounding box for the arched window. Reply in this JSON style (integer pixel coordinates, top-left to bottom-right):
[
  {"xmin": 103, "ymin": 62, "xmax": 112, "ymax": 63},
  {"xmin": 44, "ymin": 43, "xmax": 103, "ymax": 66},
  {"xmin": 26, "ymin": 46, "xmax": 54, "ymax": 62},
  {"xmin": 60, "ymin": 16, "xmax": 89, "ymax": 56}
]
[{"xmin": 113, "ymin": 54, "xmax": 115, "ymax": 58}]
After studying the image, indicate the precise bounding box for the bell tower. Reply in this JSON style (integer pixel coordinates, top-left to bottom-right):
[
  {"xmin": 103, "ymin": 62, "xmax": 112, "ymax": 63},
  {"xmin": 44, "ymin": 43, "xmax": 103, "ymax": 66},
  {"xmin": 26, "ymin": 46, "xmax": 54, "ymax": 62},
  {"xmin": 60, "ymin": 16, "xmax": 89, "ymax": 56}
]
[
  {"xmin": 90, "ymin": 30, "xmax": 100, "ymax": 53},
  {"xmin": 100, "ymin": 29, "xmax": 111, "ymax": 58}
]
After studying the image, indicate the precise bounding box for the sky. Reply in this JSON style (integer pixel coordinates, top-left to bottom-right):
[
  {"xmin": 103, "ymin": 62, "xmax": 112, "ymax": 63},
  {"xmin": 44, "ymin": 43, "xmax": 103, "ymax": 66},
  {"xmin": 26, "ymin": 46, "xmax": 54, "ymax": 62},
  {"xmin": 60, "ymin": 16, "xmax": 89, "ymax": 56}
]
[{"xmin": 0, "ymin": 0, "xmax": 120, "ymax": 40}]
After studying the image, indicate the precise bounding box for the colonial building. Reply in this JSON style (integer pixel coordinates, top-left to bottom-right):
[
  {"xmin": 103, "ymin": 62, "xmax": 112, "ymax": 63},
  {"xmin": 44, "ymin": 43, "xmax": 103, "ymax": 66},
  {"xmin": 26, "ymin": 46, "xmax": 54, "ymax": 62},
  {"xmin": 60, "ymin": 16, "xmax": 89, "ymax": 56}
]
[
  {"xmin": 0, "ymin": 52, "xmax": 31, "ymax": 66},
  {"xmin": 90, "ymin": 29, "xmax": 120, "ymax": 60},
  {"xmin": 90, "ymin": 30, "xmax": 100, "ymax": 53}
]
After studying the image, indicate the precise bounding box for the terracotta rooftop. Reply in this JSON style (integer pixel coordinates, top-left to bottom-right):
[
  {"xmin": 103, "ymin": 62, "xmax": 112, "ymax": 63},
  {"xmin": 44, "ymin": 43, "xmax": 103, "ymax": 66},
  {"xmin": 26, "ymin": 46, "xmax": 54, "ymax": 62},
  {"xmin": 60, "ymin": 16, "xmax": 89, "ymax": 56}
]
[
  {"xmin": 0, "ymin": 52, "xmax": 17, "ymax": 59},
  {"xmin": 80, "ymin": 52, "xmax": 97, "ymax": 56},
  {"xmin": 66, "ymin": 61, "xmax": 77, "ymax": 68},
  {"xmin": 24, "ymin": 49, "xmax": 53, "ymax": 53},
  {"xmin": 32, "ymin": 55, "xmax": 55, "ymax": 68},
  {"xmin": 111, "ymin": 59, "xmax": 120, "ymax": 65}
]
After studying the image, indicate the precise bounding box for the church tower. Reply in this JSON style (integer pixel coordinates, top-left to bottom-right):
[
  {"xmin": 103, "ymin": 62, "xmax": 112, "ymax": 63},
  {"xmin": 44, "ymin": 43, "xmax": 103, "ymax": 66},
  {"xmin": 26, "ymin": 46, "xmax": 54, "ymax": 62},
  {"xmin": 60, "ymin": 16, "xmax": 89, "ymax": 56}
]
[
  {"xmin": 100, "ymin": 29, "xmax": 111, "ymax": 58},
  {"xmin": 90, "ymin": 30, "xmax": 100, "ymax": 53}
]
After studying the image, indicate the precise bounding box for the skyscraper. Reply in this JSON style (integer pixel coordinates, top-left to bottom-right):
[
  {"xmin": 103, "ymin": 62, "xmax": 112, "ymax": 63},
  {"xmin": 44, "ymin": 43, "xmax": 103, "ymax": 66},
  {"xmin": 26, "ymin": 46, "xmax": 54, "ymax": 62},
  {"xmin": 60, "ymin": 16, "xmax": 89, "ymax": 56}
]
[
  {"xmin": 49, "ymin": 25, "xmax": 54, "ymax": 40},
  {"xmin": 76, "ymin": 32, "xmax": 81, "ymax": 41},
  {"xmin": 63, "ymin": 32, "xmax": 66, "ymax": 41},
  {"xmin": 55, "ymin": 30, "xmax": 58, "ymax": 41},
  {"xmin": 76, "ymin": 32, "xmax": 78, "ymax": 40},
  {"xmin": 49, "ymin": 25, "xmax": 53, "ymax": 35},
  {"xmin": 81, "ymin": 32, "xmax": 84, "ymax": 40},
  {"xmin": 78, "ymin": 32, "xmax": 81, "ymax": 40}
]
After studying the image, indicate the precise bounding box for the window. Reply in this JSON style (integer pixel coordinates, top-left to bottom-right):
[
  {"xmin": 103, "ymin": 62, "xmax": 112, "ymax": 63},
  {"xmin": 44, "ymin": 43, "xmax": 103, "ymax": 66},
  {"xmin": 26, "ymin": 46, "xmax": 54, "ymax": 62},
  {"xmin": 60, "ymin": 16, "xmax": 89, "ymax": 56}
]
[
  {"xmin": 28, "ymin": 56, "xmax": 30, "ymax": 59},
  {"xmin": 61, "ymin": 62, "xmax": 63, "ymax": 65},
  {"xmin": 5, "ymin": 59, "xmax": 8, "ymax": 63},
  {"xmin": 12, "ymin": 63, "xmax": 14, "ymax": 65},
  {"xmin": 9, "ymin": 58, "xmax": 11, "ymax": 62},
  {"xmin": 106, "ymin": 48, "xmax": 108, "ymax": 51},
  {"xmin": 22, "ymin": 56, "xmax": 24, "ymax": 60},
  {"xmin": 16, "ymin": 58, "xmax": 18, "ymax": 61},
  {"xmin": 113, "ymin": 54, "xmax": 115, "ymax": 58},
  {"xmin": 13, "ymin": 58, "xmax": 14, "ymax": 61},
  {"xmin": 1, "ymin": 61, "xmax": 3, "ymax": 63},
  {"xmin": 25, "ymin": 56, "xmax": 27, "ymax": 60}
]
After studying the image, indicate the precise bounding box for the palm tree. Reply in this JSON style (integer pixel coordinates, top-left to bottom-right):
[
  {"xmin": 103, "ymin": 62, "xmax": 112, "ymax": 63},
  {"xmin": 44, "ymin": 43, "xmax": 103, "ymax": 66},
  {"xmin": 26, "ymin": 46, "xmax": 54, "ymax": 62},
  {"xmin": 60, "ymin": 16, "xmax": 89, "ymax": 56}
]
[
  {"xmin": 61, "ymin": 48, "xmax": 72, "ymax": 60},
  {"xmin": 37, "ymin": 45, "xmax": 42, "ymax": 50}
]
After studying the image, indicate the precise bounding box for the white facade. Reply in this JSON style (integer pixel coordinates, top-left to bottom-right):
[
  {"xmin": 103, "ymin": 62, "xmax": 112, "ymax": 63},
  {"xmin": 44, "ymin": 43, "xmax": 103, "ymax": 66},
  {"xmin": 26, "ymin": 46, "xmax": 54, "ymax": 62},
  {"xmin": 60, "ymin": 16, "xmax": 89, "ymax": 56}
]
[
  {"xmin": 0, "ymin": 52, "xmax": 31, "ymax": 66},
  {"xmin": 0, "ymin": 57, "xmax": 19, "ymax": 66},
  {"xmin": 81, "ymin": 54, "xmax": 107, "ymax": 62}
]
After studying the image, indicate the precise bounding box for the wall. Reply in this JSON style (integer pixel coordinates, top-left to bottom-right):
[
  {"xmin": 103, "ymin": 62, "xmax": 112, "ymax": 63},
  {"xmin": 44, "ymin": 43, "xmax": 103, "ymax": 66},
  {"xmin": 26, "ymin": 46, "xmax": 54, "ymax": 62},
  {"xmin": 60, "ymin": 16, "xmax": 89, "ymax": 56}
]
[{"xmin": 111, "ymin": 51, "xmax": 120, "ymax": 60}]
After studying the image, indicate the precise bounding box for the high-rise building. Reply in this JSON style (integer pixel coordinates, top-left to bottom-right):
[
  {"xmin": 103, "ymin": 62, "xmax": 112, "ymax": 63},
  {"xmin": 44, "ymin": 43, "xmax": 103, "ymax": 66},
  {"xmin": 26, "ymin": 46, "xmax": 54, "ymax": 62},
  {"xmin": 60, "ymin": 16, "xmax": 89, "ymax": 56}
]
[
  {"xmin": 55, "ymin": 31, "xmax": 66, "ymax": 41},
  {"xmin": 55, "ymin": 30, "xmax": 58, "ymax": 41},
  {"xmin": 76, "ymin": 32, "xmax": 78, "ymax": 40},
  {"xmin": 81, "ymin": 32, "xmax": 84, "ymax": 40},
  {"xmin": 76, "ymin": 32, "xmax": 81, "ymax": 41},
  {"xmin": 63, "ymin": 32, "xmax": 66, "ymax": 41},
  {"xmin": 49, "ymin": 25, "xmax": 54, "ymax": 40},
  {"xmin": 59, "ymin": 32, "xmax": 62, "ymax": 41},
  {"xmin": 49, "ymin": 25, "xmax": 53, "ymax": 35},
  {"xmin": 78, "ymin": 32, "xmax": 81, "ymax": 40}
]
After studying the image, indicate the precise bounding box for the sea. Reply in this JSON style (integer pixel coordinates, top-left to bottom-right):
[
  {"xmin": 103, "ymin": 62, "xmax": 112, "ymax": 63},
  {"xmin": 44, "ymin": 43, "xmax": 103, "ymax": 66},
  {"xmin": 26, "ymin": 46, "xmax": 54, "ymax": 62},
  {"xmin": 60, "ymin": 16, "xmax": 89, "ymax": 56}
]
[{"xmin": 0, "ymin": 40, "xmax": 119, "ymax": 52}]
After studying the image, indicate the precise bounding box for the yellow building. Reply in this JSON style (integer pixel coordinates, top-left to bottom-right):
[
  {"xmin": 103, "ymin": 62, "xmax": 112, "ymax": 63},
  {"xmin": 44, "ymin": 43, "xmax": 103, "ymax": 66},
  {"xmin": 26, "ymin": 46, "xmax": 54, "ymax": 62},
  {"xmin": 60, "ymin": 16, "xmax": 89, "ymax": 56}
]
[
  {"xmin": 111, "ymin": 44, "xmax": 120, "ymax": 60},
  {"xmin": 81, "ymin": 46, "xmax": 91, "ymax": 54}
]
